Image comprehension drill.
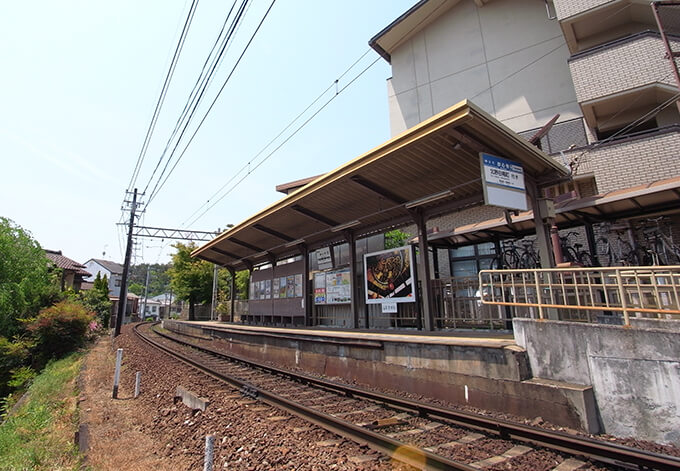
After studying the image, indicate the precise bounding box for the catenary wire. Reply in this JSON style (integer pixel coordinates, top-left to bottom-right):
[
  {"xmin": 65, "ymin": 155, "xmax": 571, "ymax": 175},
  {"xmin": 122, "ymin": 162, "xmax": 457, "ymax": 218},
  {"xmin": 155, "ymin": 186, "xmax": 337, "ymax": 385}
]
[
  {"xmin": 126, "ymin": 0, "xmax": 200, "ymax": 195},
  {"xmin": 185, "ymin": 56, "xmax": 382, "ymax": 227},
  {"xmin": 179, "ymin": 49, "xmax": 373, "ymax": 228},
  {"xmin": 145, "ymin": 0, "xmax": 277, "ymax": 209},
  {"xmin": 142, "ymin": 0, "xmax": 248, "ymax": 198}
]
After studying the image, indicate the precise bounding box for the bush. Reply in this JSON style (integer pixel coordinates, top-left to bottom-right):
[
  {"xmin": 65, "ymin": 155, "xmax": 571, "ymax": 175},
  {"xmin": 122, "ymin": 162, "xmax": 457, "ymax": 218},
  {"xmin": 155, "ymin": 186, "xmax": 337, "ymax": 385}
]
[
  {"xmin": 27, "ymin": 301, "xmax": 94, "ymax": 363},
  {"xmin": 0, "ymin": 337, "xmax": 32, "ymax": 398}
]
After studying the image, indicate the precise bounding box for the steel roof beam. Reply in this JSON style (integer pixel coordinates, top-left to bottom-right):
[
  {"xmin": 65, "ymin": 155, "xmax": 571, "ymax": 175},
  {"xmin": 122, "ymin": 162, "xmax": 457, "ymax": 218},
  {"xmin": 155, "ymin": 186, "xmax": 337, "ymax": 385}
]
[
  {"xmin": 349, "ymin": 175, "xmax": 407, "ymax": 204},
  {"xmin": 229, "ymin": 238, "xmax": 264, "ymax": 253},
  {"xmin": 253, "ymin": 224, "xmax": 295, "ymax": 242},
  {"xmin": 210, "ymin": 247, "xmax": 241, "ymax": 260},
  {"xmin": 290, "ymin": 204, "xmax": 339, "ymax": 227}
]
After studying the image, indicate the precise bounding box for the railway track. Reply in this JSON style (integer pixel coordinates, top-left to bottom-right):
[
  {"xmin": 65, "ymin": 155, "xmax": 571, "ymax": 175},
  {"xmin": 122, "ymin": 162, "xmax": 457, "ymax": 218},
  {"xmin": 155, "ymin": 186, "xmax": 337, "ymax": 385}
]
[{"xmin": 133, "ymin": 322, "xmax": 680, "ymax": 471}]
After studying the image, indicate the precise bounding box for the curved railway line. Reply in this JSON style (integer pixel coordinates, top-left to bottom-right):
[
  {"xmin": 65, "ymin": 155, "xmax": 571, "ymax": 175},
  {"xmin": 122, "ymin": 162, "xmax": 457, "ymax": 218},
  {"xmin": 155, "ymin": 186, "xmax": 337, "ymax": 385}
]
[{"xmin": 133, "ymin": 322, "xmax": 680, "ymax": 470}]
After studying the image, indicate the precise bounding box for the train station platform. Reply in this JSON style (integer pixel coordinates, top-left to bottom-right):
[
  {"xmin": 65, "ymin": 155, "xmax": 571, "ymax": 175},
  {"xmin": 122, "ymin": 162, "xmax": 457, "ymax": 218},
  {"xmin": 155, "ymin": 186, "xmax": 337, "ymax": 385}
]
[{"xmin": 163, "ymin": 320, "xmax": 599, "ymax": 434}]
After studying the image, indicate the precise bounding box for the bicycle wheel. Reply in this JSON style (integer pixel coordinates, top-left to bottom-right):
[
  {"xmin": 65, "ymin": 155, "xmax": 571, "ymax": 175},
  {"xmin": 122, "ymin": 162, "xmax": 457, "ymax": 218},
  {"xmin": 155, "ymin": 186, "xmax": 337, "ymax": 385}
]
[
  {"xmin": 578, "ymin": 251, "xmax": 595, "ymax": 267},
  {"xmin": 563, "ymin": 247, "xmax": 578, "ymax": 264},
  {"xmin": 489, "ymin": 255, "xmax": 503, "ymax": 270},
  {"xmin": 520, "ymin": 252, "xmax": 540, "ymax": 269},
  {"xmin": 503, "ymin": 250, "xmax": 520, "ymax": 269},
  {"xmin": 625, "ymin": 249, "xmax": 640, "ymax": 266}
]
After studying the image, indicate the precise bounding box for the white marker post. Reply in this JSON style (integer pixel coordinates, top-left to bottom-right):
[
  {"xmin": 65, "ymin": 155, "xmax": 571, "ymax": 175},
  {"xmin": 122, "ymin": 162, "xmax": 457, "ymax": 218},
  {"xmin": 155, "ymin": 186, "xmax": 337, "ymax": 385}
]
[
  {"xmin": 204, "ymin": 435, "xmax": 215, "ymax": 471},
  {"xmin": 112, "ymin": 348, "xmax": 123, "ymax": 398},
  {"xmin": 134, "ymin": 371, "xmax": 141, "ymax": 398}
]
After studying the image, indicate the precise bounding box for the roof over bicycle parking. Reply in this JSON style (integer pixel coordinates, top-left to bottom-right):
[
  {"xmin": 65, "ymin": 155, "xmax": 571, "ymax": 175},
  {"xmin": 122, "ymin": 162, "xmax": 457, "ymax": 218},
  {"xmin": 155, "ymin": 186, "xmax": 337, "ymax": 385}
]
[
  {"xmin": 192, "ymin": 100, "xmax": 567, "ymax": 270},
  {"xmin": 423, "ymin": 175, "xmax": 680, "ymax": 248}
]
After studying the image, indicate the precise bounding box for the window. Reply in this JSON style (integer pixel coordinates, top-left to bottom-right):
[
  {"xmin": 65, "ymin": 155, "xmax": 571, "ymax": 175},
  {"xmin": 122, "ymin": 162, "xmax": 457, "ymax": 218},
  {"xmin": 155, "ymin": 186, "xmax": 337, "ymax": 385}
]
[
  {"xmin": 449, "ymin": 242, "xmax": 497, "ymax": 279},
  {"xmin": 114, "ymin": 278, "xmax": 121, "ymax": 287}
]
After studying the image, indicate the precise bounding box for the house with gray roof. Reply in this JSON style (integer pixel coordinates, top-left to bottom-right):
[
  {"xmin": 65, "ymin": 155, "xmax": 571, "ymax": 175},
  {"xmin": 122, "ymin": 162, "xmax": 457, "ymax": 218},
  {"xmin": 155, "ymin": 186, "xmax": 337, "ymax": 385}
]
[{"xmin": 82, "ymin": 258, "xmax": 124, "ymax": 297}]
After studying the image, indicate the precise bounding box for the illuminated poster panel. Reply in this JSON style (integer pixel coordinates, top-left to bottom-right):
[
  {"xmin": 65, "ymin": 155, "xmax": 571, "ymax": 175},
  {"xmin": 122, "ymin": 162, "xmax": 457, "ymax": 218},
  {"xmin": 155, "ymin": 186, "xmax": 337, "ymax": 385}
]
[{"xmin": 364, "ymin": 246, "xmax": 415, "ymax": 303}]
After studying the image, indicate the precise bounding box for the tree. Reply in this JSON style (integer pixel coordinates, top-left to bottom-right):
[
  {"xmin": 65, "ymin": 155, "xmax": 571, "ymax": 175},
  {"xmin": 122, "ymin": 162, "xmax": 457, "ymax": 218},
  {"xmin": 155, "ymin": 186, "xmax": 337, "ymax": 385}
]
[
  {"xmin": 384, "ymin": 229, "xmax": 412, "ymax": 249},
  {"xmin": 168, "ymin": 243, "xmax": 214, "ymax": 320},
  {"xmin": 81, "ymin": 273, "xmax": 112, "ymax": 328},
  {"xmin": 235, "ymin": 270, "xmax": 250, "ymax": 299},
  {"xmin": 0, "ymin": 217, "xmax": 59, "ymax": 337},
  {"xmin": 128, "ymin": 282, "xmax": 144, "ymax": 296}
]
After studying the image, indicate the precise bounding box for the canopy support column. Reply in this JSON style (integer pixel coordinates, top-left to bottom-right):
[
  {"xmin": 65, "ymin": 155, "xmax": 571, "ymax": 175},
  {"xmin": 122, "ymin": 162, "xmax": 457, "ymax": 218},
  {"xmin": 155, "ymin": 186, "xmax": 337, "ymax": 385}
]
[
  {"xmin": 300, "ymin": 244, "xmax": 311, "ymax": 326},
  {"xmin": 413, "ymin": 209, "xmax": 435, "ymax": 331},
  {"xmin": 344, "ymin": 231, "xmax": 359, "ymax": 329},
  {"xmin": 226, "ymin": 267, "xmax": 236, "ymax": 323},
  {"xmin": 527, "ymin": 179, "xmax": 555, "ymax": 269}
]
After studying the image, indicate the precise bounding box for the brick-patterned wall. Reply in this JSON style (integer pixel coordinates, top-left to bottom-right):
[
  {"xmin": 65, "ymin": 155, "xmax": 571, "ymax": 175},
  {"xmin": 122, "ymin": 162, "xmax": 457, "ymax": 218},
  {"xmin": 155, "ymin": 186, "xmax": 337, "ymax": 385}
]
[
  {"xmin": 560, "ymin": 130, "xmax": 680, "ymax": 193},
  {"xmin": 568, "ymin": 34, "xmax": 677, "ymax": 104},
  {"xmin": 430, "ymin": 205, "xmax": 507, "ymax": 233},
  {"xmin": 553, "ymin": 0, "xmax": 612, "ymax": 21}
]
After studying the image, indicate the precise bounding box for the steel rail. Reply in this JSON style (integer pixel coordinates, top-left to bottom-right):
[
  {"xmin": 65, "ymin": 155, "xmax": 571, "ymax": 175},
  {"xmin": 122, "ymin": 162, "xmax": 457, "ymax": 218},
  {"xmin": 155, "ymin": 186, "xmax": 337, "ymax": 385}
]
[
  {"xmin": 134, "ymin": 323, "xmax": 476, "ymax": 471},
  {"xmin": 144, "ymin": 323, "xmax": 680, "ymax": 471}
]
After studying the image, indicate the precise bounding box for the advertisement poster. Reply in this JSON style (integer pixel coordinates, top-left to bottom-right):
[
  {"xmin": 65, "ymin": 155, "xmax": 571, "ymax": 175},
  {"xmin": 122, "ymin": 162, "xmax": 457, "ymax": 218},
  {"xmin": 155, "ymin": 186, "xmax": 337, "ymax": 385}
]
[
  {"xmin": 326, "ymin": 268, "xmax": 351, "ymax": 304},
  {"xmin": 286, "ymin": 275, "xmax": 295, "ymax": 298},
  {"xmin": 294, "ymin": 274, "xmax": 303, "ymax": 297},
  {"xmin": 314, "ymin": 272, "xmax": 326, "ymax": 304},
  {"xmin": 265, "ymin": 279, "xmax": 271, "ymax": 299},
  {"xmin": 273, "ymin": 278, "xmax": 279, "ymax": 299},
  {"xmin": 364, "ymin": 246, "xmax": 415, "ymax": 303},
  {"xmin": 279, "ymin": 277, "xmax": 287, "ymax": 298}
]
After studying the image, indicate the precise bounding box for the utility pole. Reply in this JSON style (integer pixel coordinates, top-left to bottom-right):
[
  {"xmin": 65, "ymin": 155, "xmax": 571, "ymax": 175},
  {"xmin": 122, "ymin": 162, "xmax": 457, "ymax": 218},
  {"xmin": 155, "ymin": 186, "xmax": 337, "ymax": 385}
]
[
  {"xmin": 114, "ymin": 188, "xmax": 139, "ymax": 337},
  {"xmin": 210, "ymin": 264, "xmax": 218, "ymax": 321},
  {"xmin": 141, "ymin": 265, "xmax": 150, "ymax": 320}
]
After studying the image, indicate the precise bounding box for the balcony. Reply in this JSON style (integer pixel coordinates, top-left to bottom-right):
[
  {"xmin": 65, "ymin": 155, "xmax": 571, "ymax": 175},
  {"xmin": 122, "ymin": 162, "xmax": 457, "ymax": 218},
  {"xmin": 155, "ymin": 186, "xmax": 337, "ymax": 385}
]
[
  {"xmin": 568, "ymin": 32, "xmax": 679, "ymax": 131},
  {"xmin": 557, "ymin": 125, "xmax": 680, "ymax": 193},
  {"xmin": 553, "ymin": 0, "xmax": 612, "ymax": 23},
  {"xmin": 556, "ymin": 0, "xmax": 658, "ymax": 53}
]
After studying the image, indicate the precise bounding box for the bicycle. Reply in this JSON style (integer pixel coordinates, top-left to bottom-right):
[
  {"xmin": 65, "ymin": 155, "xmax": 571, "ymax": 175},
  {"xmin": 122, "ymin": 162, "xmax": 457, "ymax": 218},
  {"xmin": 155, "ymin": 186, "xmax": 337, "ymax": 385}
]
[
  {"xmin": 639, "ymin": 217, "xmax": 680, "ymax": 265},
  {"xmin": 596, "ymin": 227, "xmax": 639, "ymax": 267},
  {"xmin": 560, "ymin": 231, "xmax": 595, "ymax": 266},
  {"xmin": 491, "ymin": 239, "xmax": 540, "ymax": 269}
]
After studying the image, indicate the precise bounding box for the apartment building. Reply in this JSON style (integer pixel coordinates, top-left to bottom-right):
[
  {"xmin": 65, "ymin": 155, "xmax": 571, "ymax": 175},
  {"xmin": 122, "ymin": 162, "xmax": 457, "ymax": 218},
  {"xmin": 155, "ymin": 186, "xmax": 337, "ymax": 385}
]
[{"xmin": 370, "ymin": 0, "xmax": 680, "ymax": 278}]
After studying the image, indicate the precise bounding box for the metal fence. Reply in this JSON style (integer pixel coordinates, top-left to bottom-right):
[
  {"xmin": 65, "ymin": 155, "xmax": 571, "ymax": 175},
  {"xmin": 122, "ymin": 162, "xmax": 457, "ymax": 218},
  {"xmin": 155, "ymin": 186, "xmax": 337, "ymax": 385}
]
[
  {"xmin": 479, "ymin": 266, "xmax": 680, "ymax": 325},
  {"xmin": 431, "ymin": 277, "xmax": 509, "ymax": 329}
]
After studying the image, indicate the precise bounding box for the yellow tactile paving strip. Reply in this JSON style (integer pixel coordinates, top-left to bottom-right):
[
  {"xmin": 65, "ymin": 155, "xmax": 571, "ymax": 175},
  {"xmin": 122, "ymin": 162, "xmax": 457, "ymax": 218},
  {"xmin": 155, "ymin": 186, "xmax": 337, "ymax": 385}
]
[{"xmin": 187, "ymin": 321, "xmax": 518, "ymax": 349}]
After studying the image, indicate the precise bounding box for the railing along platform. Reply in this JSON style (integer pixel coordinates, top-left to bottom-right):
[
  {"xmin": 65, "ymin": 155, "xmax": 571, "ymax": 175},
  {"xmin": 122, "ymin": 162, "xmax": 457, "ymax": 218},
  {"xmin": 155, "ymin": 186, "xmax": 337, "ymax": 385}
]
[{"xmin": 478, "ymin": 266, "xmax": 680, "ymax": 325}]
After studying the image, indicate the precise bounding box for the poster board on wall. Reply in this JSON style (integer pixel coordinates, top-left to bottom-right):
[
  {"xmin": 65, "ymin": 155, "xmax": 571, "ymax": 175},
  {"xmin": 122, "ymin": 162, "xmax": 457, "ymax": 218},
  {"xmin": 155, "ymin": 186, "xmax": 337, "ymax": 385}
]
[
  {"xmin": 313, "ymin": 268, "xmax": 351, "ymax": 305},
  {"xmin": 364, "ymin": 246, "xmax": 415, "ymax": 304}
]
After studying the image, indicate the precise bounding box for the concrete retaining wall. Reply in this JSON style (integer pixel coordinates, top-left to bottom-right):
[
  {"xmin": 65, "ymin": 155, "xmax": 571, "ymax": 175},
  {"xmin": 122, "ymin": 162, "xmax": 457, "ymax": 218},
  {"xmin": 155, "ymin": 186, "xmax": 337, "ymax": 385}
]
[
  {"xmin": 513, "ymin": 319, "xmax": 680, "ymax": 446},
  {"xmin": 164, "ymin": 321, "xmax": 599, "ymax": 433}
]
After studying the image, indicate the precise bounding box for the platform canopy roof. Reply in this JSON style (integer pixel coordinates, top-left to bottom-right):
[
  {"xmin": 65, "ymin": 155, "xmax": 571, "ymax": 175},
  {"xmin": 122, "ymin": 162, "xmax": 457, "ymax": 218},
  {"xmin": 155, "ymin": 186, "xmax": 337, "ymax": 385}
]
[
  {"xmin": 423, "ymin": 176, "xmax": 680, "ymax": 248},
  {"xmin": 192, "ymin": 100, "xmax": 567, "ymax": 270}
]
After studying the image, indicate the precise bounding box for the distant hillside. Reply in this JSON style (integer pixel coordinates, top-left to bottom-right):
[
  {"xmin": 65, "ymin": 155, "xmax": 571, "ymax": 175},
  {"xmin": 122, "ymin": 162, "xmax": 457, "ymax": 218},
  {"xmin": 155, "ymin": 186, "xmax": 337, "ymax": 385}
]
[{"xmin": 128, "ymin": 263, "xmax": 171, "ymax": 297}]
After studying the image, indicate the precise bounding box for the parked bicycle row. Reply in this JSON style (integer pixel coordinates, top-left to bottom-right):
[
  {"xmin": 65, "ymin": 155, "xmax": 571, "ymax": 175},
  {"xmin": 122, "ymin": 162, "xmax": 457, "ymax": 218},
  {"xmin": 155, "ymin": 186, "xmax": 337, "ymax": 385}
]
[{"xmin": 490, "ymin": 217, "xmax": 680, "ymax": 269}]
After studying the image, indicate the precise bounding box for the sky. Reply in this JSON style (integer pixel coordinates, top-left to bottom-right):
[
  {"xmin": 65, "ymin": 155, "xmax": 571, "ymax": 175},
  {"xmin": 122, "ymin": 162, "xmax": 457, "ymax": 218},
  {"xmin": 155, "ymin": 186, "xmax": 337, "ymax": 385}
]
[{"xmin": 0, "ymin": 0, "xmax": 416, "ymax": 266}]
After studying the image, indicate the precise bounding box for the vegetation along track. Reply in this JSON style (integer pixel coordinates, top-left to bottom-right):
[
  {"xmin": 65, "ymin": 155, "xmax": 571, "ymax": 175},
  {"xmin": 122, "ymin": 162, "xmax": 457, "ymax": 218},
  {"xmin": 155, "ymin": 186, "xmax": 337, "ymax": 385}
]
[{"xmin": 134, "ymin": 322, "xmax": 680, "ymax": 471}]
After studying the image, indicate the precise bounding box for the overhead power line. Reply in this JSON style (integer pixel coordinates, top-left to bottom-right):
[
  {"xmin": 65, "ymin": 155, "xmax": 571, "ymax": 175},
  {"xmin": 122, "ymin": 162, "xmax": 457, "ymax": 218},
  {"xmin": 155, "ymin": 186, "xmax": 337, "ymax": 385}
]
[
  {"xmin": 145, "ymin": 0, "xmax": 278, "ymax": 209},
  {"xmin": 142, "ymin": 0, "xmax": 249, "ymax": 198},
  {"xmin": 179, "ymin": 49, "xmax": 374, "ymax": 228},
  {"xmin": 184, "ymin": 55, "xmax": 382, "ymax": 228},
  {"xmin": 126, "ymin": 0, "xmax": 200, "ymax": 195}
]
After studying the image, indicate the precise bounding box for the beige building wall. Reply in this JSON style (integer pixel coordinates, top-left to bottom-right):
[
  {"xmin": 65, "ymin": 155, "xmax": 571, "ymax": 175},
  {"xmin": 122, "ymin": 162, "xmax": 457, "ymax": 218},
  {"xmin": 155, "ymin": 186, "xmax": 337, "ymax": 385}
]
[{"xmin": 387, "ymin": 0, "xmax": 581, "ymax": 137}]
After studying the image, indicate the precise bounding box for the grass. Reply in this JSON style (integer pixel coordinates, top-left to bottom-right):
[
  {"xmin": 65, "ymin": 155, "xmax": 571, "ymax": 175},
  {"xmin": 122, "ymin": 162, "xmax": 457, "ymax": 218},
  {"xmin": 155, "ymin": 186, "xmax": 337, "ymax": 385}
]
[{"xmin": 0, "ymin": 353, "xmax": 84, "ymax": 471}]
